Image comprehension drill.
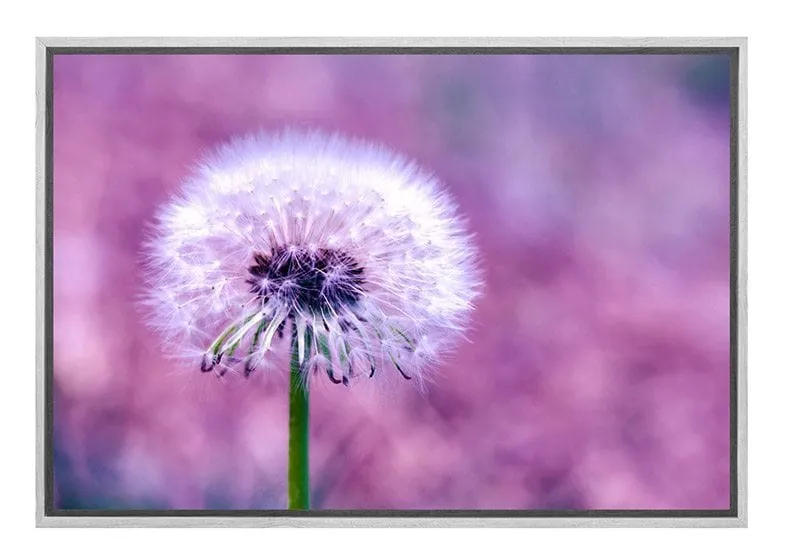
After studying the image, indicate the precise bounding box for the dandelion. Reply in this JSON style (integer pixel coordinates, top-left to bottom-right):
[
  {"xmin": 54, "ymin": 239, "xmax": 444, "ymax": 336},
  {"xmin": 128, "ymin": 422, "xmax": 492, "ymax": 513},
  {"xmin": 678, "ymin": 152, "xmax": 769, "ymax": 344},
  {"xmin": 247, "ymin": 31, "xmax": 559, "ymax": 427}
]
[{"xmin": 142, "ymin": 130, "xmax": 480, "ymax": 508}]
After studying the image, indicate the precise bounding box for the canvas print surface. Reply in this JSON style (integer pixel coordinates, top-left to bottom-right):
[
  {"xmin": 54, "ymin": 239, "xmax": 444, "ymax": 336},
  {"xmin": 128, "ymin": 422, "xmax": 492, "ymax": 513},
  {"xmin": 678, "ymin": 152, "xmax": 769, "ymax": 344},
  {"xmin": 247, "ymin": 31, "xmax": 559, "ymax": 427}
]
[{"xmin": 51, "ymin": 53, "xmax": 732, "ymax": 512}]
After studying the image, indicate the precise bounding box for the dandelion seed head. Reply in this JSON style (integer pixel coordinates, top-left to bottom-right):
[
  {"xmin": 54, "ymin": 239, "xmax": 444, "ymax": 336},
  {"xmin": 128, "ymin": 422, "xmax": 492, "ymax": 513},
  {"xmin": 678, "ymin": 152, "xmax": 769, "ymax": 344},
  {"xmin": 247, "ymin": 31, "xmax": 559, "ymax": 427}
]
[{"xmin": 142, "ymin": 130, "xmax": 481, "ymax": 386}]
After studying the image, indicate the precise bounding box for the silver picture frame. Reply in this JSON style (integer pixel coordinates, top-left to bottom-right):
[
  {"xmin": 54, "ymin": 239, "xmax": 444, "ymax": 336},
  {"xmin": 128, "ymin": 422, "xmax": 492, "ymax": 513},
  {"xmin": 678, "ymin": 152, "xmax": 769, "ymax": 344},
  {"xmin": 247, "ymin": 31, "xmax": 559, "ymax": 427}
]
[{"xmin": 36, "ymin": 36, "xmax": 747, "ymax": 528}]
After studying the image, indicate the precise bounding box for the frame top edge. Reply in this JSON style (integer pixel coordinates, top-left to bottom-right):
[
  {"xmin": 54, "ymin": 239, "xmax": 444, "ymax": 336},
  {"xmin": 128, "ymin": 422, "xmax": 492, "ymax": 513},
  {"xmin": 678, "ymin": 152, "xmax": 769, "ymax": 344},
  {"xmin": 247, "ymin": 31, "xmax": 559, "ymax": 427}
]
[{"xmin": 36, "ymin": 36, "xmax": 748, "ymax": 49}]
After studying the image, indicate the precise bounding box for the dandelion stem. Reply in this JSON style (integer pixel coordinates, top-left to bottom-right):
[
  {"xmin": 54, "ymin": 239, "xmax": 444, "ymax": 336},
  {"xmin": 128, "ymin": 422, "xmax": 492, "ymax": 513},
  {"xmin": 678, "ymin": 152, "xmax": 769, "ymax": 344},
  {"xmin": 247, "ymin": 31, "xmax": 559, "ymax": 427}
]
[{"xmin": 288, "ymin": 324, "xmax": 310, "ymax": 510}]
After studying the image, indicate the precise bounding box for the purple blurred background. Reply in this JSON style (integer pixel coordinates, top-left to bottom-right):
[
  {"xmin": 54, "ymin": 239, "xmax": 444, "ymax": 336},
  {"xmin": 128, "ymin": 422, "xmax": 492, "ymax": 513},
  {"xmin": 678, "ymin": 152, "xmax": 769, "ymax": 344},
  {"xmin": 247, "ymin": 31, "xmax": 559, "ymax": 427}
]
[{"xmin": 53, "ymin": 53, "xmax": 731, "ymax": 510}]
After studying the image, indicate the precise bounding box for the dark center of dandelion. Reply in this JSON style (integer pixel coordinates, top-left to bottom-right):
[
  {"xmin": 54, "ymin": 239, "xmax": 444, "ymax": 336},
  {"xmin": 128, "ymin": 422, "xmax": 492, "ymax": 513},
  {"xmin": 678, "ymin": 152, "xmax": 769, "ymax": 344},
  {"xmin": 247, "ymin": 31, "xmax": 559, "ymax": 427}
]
[{"xmin": 247, "ymin": 246, "xmax": 365, "ymax": 314}]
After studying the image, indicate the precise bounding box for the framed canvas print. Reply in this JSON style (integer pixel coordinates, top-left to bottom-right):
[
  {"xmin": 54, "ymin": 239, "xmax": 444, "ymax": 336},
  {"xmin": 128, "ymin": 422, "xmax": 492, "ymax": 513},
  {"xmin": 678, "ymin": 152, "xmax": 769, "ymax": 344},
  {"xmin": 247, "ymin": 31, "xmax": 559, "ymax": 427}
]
[{"xmin": 36, "ymin": 37, "xmax": 747, "ymax": 527}]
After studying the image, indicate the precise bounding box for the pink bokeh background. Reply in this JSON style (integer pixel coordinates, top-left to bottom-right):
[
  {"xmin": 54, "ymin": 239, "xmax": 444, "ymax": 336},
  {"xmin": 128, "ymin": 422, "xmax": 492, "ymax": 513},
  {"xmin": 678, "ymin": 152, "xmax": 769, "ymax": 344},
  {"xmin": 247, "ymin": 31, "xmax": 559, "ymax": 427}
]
[{"xmin": 53, "ymin": 53, "xmax": 731, "ymax": 510}]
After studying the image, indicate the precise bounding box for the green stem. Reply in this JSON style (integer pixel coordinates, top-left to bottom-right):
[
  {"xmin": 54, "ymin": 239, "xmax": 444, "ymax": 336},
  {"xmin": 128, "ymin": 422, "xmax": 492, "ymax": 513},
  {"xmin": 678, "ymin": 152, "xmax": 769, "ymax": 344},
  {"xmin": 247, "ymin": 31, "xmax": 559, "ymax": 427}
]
[{"xmin": 288, "ymin": 326, "xmax": 310, "ymax": 510}]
